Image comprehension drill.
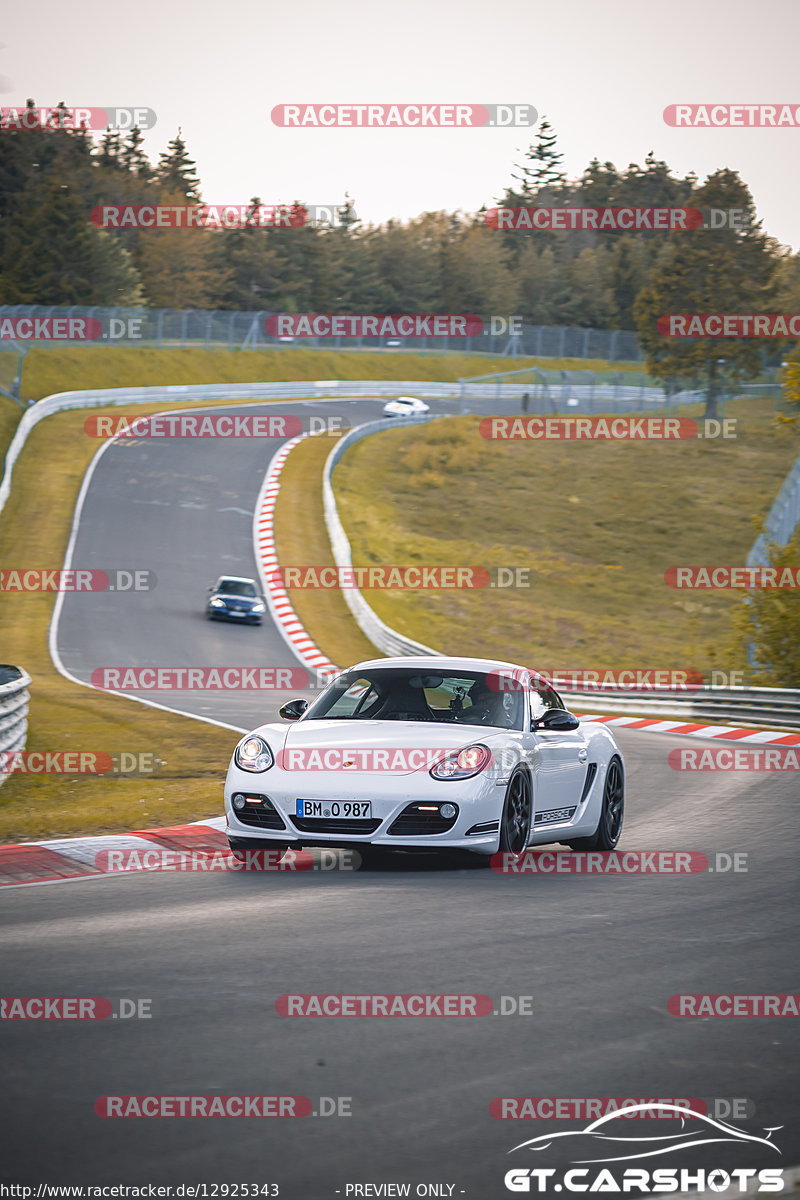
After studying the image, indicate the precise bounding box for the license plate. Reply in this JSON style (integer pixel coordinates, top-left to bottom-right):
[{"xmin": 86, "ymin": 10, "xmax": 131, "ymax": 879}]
[
  {"xmin": 230, "ymin": 610, "xmax": 245, "ymax": 616},
  {"xmin": 296, "ymin": 800, "xmax": 372, "ymax": 819}
]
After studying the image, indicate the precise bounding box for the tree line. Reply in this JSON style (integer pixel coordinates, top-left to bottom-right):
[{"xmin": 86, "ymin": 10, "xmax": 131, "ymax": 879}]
[{"xmin": 1, "ymin": 102, "xmax": 798, "ymax": 390}]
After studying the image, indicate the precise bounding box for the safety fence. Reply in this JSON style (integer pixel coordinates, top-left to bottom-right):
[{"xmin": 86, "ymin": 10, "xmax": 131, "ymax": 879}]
[{"xmin": 0, "ymin": 304, "xmax": 645, "ymax": 362}]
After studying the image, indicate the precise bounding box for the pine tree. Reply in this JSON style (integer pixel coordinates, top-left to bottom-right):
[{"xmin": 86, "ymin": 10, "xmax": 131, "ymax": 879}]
[
  {"xmin": 506, "ymin": 118, "xmax": 567, "ymax": 204},
  {"xmin": 634, "ymin": 170, "xmax": 781, "ymax": 417},
  {"xmin": 155, "ymin": 131, "xmax": 201, "ymax": 201},
  {"xmin": 1, "ymin": 178, "xmax": 141, "ymax": 304},
  {"xmin": 121, "ymin": 127, "xmax": 152, "ymax": 180},
  {"xmin": 97, "ymin": 129, "xmax": 123, "ymax": 170}
]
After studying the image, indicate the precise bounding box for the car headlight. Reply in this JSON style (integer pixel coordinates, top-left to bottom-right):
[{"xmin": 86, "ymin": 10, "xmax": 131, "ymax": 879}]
[
  {"xmin": 210, "ymin": 598, "xmax": 226, "ymax": 608},
  {"xmin": 234, "ymin": 736, "xmax": 274, "ymax": 773},
  {"xmin": 430, "ymin": 744, "xmax": 492, "ymax": 781},
  {"xmin": 251, "ymin": 602, "xmax": 266, "ymax": 613}
]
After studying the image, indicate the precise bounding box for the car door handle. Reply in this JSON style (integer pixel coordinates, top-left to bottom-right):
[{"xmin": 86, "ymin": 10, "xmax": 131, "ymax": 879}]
[{"xmin": 578, "ymin": 749, "xmax": 588, "ymax": 762}]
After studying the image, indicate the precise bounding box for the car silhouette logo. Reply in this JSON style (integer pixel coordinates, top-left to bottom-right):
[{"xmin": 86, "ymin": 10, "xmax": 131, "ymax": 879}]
[{"xmin": 510, "ymin": 1103, "xmax": 783, "ymax": 1164}]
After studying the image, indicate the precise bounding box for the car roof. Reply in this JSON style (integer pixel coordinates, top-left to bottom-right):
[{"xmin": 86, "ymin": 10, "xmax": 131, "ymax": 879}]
[
  {"xmin": 215, "ymin": 575, "xmax": 258, "ymax": 585},
  {"xmin": 343, "ymin": 654, "xmax": 531, "ymax": 675}
]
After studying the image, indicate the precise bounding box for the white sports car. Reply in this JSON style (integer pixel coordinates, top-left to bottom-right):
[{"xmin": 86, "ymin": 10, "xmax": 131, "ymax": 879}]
[
  {"xmin": 224, "ymin": 656, "xmax": 625, "ymax": 860},
  {"xmin": 382, "ymin": 396, "xmax": 430, "ymax": 417}
]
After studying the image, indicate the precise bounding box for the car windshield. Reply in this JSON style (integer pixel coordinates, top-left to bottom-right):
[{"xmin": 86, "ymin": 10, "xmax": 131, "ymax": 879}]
[
  {"xmin": 217, "ymin": 579, "xmax": 256, "ymax": 597},
  {"xmin": 303, "ymin": 667, "xmax": 524, "ymax": 729}
]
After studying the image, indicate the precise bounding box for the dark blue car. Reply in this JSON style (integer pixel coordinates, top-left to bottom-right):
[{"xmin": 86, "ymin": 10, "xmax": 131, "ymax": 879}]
[{"xmin": 206, "ymin": 576, "xmax": 266, "ymax": 625}]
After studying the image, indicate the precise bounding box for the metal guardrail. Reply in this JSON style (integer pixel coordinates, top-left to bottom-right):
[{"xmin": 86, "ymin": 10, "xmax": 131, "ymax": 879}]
[
  {"xmin": 558, "ymin": 685, "xmax": 800, "ymax": 730},
  {"xmin": 0, "ymin": 666, "xmax": 31, "ymax": 785},
  {"xmin": 323, "ymin": 416, "xmax": 443, "ymax": 658},
  {"xmin": 748, "ymin": 452, "xmax": 800, "ymax": 566},
  {"xmin": 0, "ymin": 378, "xmax": 687, "ymax": 520},
  {"xmin": 0, "ymin": 380, "xmax": 459, "ymax": 517}
]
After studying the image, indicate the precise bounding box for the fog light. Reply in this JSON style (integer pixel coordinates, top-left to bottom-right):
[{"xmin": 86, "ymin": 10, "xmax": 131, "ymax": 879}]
[
  {"xmin": 233, "ymin": 793, "xmax": 246, "ymax": 810},
  {"xmin": 440, "ymin": 803, "xmax": 456, "ymax": 819}
]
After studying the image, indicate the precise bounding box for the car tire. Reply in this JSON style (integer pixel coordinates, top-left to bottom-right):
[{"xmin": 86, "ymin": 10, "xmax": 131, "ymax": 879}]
[
  {"xmin": 498, "ymin": 769, "xmax": 532, "ymax": 854},
  {"xmin": 566, "ymin": 756, "xmax": 624, "ymax": 851}
]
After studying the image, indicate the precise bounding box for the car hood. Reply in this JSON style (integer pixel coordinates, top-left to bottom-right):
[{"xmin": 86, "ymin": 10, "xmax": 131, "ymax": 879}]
[
  {"xmin": 214, "ymin": 592, "xmax": 258, "ymax": 604},
  {"xmin": 251, "ymin": 719, "xmax": 515, "ymax": 775}
]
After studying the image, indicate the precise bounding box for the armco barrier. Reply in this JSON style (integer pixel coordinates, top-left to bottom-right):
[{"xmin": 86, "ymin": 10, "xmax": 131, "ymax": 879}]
[
  {"xmin": 0, "ymin": 381, "xmax": 453, "ymax": 518},
  {"xmin": 1, "ymin": 377, "xmax": 688, "ymax": 520},
  {"xmin": 0, "ymin": 666, "xmax": 31, "ymax": 786},
  {"xmin": 323, "ymin": 416, "xmax": 442, "ymax": 657},
  {"xmin": 553, "ymin": 683, "xmax": 800, "ymax": 730},
  {"xmin": 748, "ymin": 451, "xmax": 800, "ymax": 567}
]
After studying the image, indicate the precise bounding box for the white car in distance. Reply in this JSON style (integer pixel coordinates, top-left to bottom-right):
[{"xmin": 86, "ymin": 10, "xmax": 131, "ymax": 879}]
[{"xmin": 383, "ymin": 396, "xmax": 430, "ymax": 417}]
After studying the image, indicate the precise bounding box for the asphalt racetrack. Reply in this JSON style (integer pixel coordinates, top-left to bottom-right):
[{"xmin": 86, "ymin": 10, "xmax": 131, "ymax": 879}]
[{"xmin": 2, "ymin": 397, "xmax": 798, "ymax": 1195}]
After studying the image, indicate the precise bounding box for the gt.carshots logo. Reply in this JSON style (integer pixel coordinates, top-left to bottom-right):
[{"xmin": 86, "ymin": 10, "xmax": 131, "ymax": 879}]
[
  {"xmin": 264, "ymin": 313, "xmax": 482, "ymax": 337},
  {"xmin": 504, "ymin": 1104, "xmax": 784, "ymax": 1192},
  {"xmin": 271, "ymin": 103, "xmax": 537, "ymax": 127}
]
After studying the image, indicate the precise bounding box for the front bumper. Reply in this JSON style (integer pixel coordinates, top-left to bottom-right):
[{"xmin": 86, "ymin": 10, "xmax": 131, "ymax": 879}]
[
  {"xmin": 207, "ymin": 606, "xmax": 262, "ymax": 623},
  {"xmin": 224, "ymin": 767, "xmax": 503, "ymax": 854}
]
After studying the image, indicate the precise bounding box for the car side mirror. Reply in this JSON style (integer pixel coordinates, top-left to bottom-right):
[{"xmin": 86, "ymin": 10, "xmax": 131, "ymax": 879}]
[
  {"xmin": 207, "ymin": 585, "xmax": 214, "ymax": 592},
  {"xmin": 279, "ymin": 698, "xmax": 308, "ymax": 721},
  {"xmin": 532, "ymin": 708, "xmax": 580, "ymax": 732}
]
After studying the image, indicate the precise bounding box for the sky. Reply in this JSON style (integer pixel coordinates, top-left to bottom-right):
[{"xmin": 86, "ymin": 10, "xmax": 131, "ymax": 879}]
[{"xmin": 3, "ymin": 0, "xmax": 799, "ymax": 250}]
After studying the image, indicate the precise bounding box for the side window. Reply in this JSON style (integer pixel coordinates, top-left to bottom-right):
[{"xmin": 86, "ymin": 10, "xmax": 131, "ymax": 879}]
[{"xmin": 529, "ymin": 682, "xmax": 565, "ymax": 722}]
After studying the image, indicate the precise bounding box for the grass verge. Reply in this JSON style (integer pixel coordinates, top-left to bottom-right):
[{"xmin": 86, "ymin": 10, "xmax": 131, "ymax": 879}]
[
  {"xmin": 316, "ymin": 396, "xmax": 799, "ymax": 676},
  {"xmin": 0, "ymin": 399, "xmax": 284, "ymax": 844}
]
